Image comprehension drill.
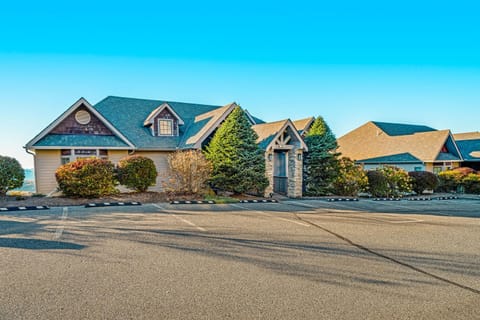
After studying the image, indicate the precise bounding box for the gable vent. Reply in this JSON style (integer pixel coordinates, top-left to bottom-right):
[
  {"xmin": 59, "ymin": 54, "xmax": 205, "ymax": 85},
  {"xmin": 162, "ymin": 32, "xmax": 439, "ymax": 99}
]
[{"xmin": 75, "ymin": 110, "xmax": 91, "ymax": 125}]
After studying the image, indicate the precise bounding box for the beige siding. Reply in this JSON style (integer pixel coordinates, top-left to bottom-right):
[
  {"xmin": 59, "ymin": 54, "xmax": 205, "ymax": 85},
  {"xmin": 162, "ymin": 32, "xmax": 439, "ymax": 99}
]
[
  {"xmin": 135, "ymin": 151, "xmax": 173, "ymax": 191},
  {"xmin": 35, "ymin": 150, "xmax": 61, "ymax": 195},
  {"xmin": 108, "ymin": 150, "xmax": 129, "ymax": 164}
]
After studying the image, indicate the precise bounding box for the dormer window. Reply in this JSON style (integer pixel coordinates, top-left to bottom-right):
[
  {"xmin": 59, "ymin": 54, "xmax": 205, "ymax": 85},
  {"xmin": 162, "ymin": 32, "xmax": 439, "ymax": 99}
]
[
  {"xmin": 144, "ymin": 103, "xmax": 184, "ymax": 137},
  {"xmin": 158, "ymin": 119, "xmax": 174, "ymax": 136}
]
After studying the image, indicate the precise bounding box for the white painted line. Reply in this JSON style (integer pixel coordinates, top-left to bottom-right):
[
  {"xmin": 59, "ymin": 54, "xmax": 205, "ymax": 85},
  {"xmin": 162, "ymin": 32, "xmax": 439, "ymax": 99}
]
[
  {"xmin": 152, "ymin": 204, "xmax": 206, "ymax": 232},
  {"xmin": 286, "ymin": 201, "xmax": 318, "ymax": 208},
  {"xmin": 174, "ymin": 216, "xmax": 207, "ymax": 232},
  {"xmin": 231, "ymin": 203, "xmax": 309, "ymax": 227},
  {"xmin": 53, "ymin": 207, "xmax": 68, "ymax": 240},
  {"xmin": 152, "ymin": 204, "xmax": 164, "ymax": 211}
]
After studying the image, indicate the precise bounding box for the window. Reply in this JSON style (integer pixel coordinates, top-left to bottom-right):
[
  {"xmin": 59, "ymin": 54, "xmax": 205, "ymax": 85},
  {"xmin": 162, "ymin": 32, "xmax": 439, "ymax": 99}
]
[
  {"xmin": 433, "ymin": 166, "xmax": 442, "ymax": 174},
  {"xmin": 60, "ymin": 149, "xmax": 108, "ymax": 164},
  {"xmin": 158, "ymin": 119, "xmax": 173, "ymax": 136},
  {"xmin": 414, "ymin": 166, "xmax": 423, "ymax": 172}
]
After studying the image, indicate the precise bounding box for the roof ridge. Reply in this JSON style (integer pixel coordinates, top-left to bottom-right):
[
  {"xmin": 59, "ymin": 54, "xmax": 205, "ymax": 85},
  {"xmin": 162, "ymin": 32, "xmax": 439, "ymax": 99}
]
[
  {"xmin": 102, "ymin": 95, "xmax": 222, "ymax": 108},
  {"xmin": 252, "ymin": 118, "xmax": 289, "ymax": 128}
]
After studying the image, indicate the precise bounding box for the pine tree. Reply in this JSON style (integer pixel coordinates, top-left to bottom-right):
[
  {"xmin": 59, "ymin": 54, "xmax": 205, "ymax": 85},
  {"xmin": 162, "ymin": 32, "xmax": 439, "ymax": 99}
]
[
  {"xmin": 205, "ymin": 106, "xmax": 268, "ymax": 195},
  {"xmin": 303, "ymin": 116, "xmax": 340, "ymax": 195}
]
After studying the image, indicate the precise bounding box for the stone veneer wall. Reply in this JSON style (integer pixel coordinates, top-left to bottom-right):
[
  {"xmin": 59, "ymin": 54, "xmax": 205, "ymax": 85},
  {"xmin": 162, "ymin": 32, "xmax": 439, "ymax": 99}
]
[
  {"xmin": 264, "ymin": 151, "xmax": 274, "ymax": 197},
  {"xmin": 287, "ymin": 149, "xmax": 303, "ymax": 198},
  {"xmin": 264, "ymin": 148, "xmax": 303, "ymax": 198}
]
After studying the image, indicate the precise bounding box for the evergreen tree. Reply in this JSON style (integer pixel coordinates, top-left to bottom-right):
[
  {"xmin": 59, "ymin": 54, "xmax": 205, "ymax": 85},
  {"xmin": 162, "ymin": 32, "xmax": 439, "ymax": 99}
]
[
  {"xmin": 205, "ymin": 106, "xmax": 268, "ymax": 195},
  {"xmin": 303, "ymin": 116, "xmax": 340, "ymax": 195}
]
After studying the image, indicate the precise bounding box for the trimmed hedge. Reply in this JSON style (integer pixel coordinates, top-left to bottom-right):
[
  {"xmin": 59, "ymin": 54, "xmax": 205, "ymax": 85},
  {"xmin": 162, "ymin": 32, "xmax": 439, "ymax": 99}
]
[
  {"xmin": 367, "ymin": 166, "xmax": 412, "ymax": 197},
  {"xmin": 408, "ymin": 171, "xmax": 439, "ymax": 195},
  {"xmin": 117, "ymin": 155, "xmax": 157, "ymax": 192},
  {"xmin": 437, "ymin": 170, "xmax": 466, "ymax": 192},
  {"xmin": 55, "ymin": 158, "xmax": 117, "ymax": 198},
  {"xmin": 0, "ymin": 155, "xmax": 25, "ymax": 195},
  {"xmin": 463, "ymin": 173, "xmax": 480, "ymax": 194},
  {"xmin": 366, "ymin": 170, "xmax": 389, "ymax": 197}
]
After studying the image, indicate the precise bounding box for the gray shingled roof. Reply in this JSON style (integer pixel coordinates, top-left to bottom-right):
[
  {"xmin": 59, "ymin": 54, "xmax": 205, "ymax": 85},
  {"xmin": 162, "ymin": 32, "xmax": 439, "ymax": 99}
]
[
  {"xmin": 455, "ymin": 139, "xmax": 480, "ymax": 161},
  {"xmin": 93, "ymin": 96, "xmax": 227, "ymax": 150},
  {"xmin": 372, "ymin": 121, "xmax": 436, "ymax": 136},
  {"xmin": 358, "ymin": 152, "xmax": 422, "ymax": 163},
  {"xmin": 34, "ymin": 134, "xmax": 130, "ymax": 147}
]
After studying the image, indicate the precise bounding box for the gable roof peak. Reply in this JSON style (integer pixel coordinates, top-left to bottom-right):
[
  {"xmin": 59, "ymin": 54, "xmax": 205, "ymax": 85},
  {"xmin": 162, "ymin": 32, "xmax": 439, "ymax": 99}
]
[{"xmin": 143, "ymin": 102, "xmax": 185, "ymax": 127}]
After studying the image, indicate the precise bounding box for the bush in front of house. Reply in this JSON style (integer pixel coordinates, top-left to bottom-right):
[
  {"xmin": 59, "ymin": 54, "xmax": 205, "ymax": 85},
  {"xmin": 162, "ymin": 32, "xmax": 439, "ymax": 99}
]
[
  {"xmin": 461, "ymin": 173, "xmax": 480, "ymax": 194},
  {"xmin": 0, "ymin": 155, "xmax": 25, "ymax": 196},
  {"xmin": 408, "ymin": 171, "xmax": 439, "ymax": 195},
  {"xmin": 117, "ymin": 155, "xmax": 157, "ymax": 192},
  {"xmin": 55, "ymin": 158, "xmax": 117, "ymax": 198},
  {"xmin": 366, "ymin": 170, "xmax": 390, "ymax": 197},
  {"xmin": 437, "ymin": 169, "xmax": 467, "ymax": 192},
  {"xmin": 164, "ymin": 150, "xmax": 212, "ymax": 195},
  {"xmin": 332, "ymin": 157, "xmax": 368, "ymax": 196},
  {"xmin": 205, "ymin": 106, "xmax": 268, "ymax": 195},
  {"xmin": 367, "ymin": 166, "xmax": 412, "ymax": 197}
]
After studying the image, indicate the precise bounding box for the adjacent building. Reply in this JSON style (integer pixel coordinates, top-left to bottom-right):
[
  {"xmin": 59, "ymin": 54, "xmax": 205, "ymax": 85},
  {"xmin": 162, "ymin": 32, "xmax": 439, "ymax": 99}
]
[{"xmin": 337, "ymin": 121, "xmax": 464, "ymax": 173}]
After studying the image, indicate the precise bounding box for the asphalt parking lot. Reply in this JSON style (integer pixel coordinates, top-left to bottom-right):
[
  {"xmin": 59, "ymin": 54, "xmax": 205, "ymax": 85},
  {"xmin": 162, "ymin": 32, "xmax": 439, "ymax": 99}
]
[{"xmin": 1, "ymin": 199, "xmax": 479, "ymax": 319}]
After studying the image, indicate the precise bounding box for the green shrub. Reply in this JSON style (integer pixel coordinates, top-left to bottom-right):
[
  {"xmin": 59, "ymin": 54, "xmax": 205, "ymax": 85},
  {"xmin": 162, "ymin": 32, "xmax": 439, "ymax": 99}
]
[
  {"xmin": 437, "ymin": 170, "xmax": 465, "ymax": 192},
  {"xmin": 366, "ymin": 170, "xmax": 389, "ymax": 197},
  {"xmin": 463, "ymin": 173, "xmax": 480, "ymax": 194},
  {"xmin": 55, "ymin": 158, "xmax": 117, "ymax": 198},
  {"xmin": 408, "ymin": 171, "xmax": 439, "ymax": 194},
  {"xmin": 332, "ymin": 157, "xmax": 368, "ymax": 196},
  {"xmin": 0, "ymin": 155, "xmax": 25, "ymax": 196},
  {"xmin": 367, "ymin": 166, "xmax": 412, "ymax": 197},
  {"xmin": 117, "ymin": 155, "xmax": 157, "ymax": 192}
]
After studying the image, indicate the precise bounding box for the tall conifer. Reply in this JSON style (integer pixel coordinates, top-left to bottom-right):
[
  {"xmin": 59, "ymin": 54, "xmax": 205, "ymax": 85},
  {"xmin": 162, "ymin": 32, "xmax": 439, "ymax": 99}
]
[
  {"xmin": 303, "ymin": 116, "xmax": 340, "ymax": 195},
  {"xmin": 205, "ymin": 106, "xmax": 268, "ymax": 195}
]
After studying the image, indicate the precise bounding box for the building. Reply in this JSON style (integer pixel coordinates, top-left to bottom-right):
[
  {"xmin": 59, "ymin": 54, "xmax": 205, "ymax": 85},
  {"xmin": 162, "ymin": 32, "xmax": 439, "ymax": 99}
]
[
  {"xmin": 337, "ymin": 121, "xmax": 463, "ymax": 173},
  {"xmin": 25, "ymin": 96, "xmax": 308, "ymax": 197}
]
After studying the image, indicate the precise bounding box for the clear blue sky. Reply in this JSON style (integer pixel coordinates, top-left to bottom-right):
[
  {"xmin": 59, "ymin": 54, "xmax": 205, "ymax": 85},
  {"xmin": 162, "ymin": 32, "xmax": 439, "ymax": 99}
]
[{"xmin": 1, "ymin": 0, "xmax": 480, "ymax": 168}]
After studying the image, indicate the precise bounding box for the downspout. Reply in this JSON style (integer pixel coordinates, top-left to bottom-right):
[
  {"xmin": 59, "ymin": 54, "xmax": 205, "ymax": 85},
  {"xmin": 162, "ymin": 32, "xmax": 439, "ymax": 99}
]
[{"xmin": 23, "ymin": 146, "xmax": 37, "ymax": 193}]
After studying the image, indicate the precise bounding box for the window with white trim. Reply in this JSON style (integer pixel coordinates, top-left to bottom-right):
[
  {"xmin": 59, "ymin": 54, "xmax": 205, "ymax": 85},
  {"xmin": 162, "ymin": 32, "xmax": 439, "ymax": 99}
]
[
  {"xmin": 61, "ymin": 149, "xmax": 108, "ymax": 164},
  {"xmin": 158, "ymin": 119, "xmax": 173, "ymax": 136}
]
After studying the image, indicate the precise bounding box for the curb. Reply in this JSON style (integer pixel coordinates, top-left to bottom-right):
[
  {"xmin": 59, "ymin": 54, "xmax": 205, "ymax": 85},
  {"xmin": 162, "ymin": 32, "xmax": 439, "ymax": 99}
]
[
  {"xmin": 372, "ymin": 198, "xmax": 402, "ymax": 201},
  {"xmin": 85, "ymin": 202, "xmax": 141, "ymax": 208},
  {"xmin": 435, "ymin": 196, "xmax": 459, "ymax": 200},
  {"xmin": 0, "ymin": 205, "xmax": 50, "ymax": 212},
  {"xmin": 326, "ymin": 198, "xmax": 359, "ymax": 202},
  {"xmin": 169, "ymin": 199, "xmax": 278, "ymax": 204},
  {"xmin": 170, "ymin": 200, "xmax": 216, "ymax": 205},
  {"xmin": 407, "ymin": 197, "xmax": 432, "ymax": 201},
  {"xmin": 239, "ymin": 199, "xmax": 278, "ymax": 203}
]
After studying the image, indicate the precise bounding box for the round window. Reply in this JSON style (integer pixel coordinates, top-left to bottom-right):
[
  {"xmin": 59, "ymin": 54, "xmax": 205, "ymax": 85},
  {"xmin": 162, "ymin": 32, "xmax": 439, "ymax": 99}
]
[{"xmin": 75, "ymin": 110, "xmax": 91, "ymax": 125}]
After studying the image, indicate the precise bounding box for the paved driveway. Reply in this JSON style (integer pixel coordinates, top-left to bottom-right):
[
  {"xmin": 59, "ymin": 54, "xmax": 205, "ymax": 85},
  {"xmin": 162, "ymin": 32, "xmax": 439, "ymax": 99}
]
[{"xmin": 0, "ymin": 199, "xmax": 479, "ymax": 319}]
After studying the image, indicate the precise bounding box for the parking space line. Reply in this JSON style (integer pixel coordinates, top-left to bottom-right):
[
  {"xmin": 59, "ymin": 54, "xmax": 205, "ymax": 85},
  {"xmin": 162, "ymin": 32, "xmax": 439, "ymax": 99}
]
[
  {"xmin": 152, "ymin": 204, "xmax": 206, "ymax": 232},
  {"xmin": 231, "ymin": 203, "xmax": 310, "ymax": 227},
  {"xmin": 53, "ymin": 207, "xmax": 68, "ymax": 240}
]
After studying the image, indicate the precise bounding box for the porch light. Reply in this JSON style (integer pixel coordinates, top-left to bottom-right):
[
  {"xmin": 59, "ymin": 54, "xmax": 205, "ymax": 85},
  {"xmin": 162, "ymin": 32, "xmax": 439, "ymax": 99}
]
[
  {"xmin": 268, "ymin": 153, "xmax": 273, "ymax": 161},
  {"xmin": 297, "ymin": 153, "xmax": 302, "ymax": 161}
]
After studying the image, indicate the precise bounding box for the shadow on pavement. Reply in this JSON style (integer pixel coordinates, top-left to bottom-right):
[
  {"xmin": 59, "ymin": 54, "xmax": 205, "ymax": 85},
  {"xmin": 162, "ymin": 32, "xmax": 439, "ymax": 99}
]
[{"xmin": 0, "ymin": 238, "xmax": 86, "ymax": 250}]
